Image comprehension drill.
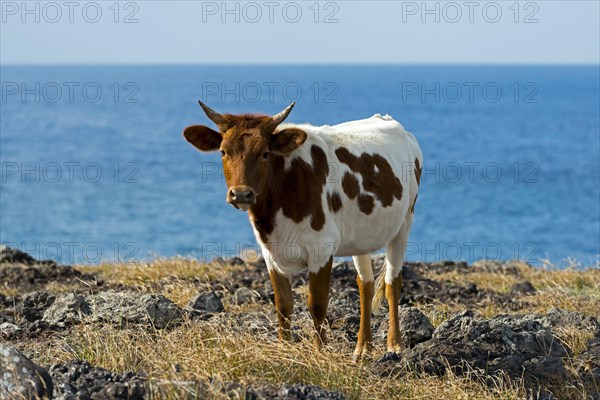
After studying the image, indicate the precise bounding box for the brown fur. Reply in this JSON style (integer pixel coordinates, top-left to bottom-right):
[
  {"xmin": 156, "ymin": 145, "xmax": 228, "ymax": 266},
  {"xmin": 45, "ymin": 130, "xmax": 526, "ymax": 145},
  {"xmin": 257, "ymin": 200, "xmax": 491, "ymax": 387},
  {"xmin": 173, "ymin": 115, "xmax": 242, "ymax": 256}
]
[
  {"xmin": 308, "ymin": 256, "xmax": 333, "ymax": 346},
  {"xmin": 326, "ymin": 191, "xmax": 343, "ymax": 213},
  {"xmin": 269, "ymin": 269, "xmax": 293, "ymax": 341},
  {"xmin": 250, "ymin": 145, "xmax": 329, "ymax": 243},
  {"xmin": 335, "ymin": 147, "xmax": 403, "ymax": 208},
  {"xmin": 354, "ymin": 276, "xmax": 374, "ymax": 360},
  {"xmin": 341, "ymin": 172, "xmax": 360, "ymax": 199},
  {"xmin": 357, "ymin": 194, "xmax": 375, "ymax": 215},
  {"xmin": 385, "ymin": 275, "xmax": 403, "ymax": 351}
]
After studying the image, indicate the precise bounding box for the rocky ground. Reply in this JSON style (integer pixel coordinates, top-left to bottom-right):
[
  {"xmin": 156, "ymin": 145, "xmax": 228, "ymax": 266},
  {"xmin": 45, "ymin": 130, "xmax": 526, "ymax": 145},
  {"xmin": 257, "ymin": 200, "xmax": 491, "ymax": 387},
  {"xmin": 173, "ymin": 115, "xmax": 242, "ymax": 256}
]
[{"xmin": 0, "ymin": 245, "xmax": 599, "ymax": 399}]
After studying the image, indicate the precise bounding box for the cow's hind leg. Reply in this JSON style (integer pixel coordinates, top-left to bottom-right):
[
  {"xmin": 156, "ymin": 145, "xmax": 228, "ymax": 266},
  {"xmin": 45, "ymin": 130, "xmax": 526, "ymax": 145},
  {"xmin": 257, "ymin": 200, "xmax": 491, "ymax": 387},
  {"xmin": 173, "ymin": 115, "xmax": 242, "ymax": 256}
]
[
  {"xmin": 352, "ymin": 254, "xmax": 374, "ymax": 362},
  {"xmin": 268, "ymin": 267, "xmax": 293, "ymax": 341},
  {"xmin": 384, "ymin": 212, "xmax": 414, "ymax": 352},
  {"xmin": 308, "ymin": 256, "xmax": 333, "ymax": 347}
]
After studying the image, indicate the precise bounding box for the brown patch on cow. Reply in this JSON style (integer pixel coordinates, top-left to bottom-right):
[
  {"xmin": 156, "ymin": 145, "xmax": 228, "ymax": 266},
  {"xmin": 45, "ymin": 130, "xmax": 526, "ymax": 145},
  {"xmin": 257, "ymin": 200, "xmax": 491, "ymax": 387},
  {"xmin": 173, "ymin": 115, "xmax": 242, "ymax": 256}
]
[
  {"xmin": 308, "ymin": 256, "xmax": 333, "ymax": 346},
  {"xmin": 414, "ymin": 158, "xmax": 422, "ymax": 185},
  {"xmin": 341, "ymin": 172, "xmax": 360, "ymax": 199},
  {"xmin": 335, "ymin": 147, "xmax": 403, "ymax": 207},
  {"xmin": 269, "ymin": 269, "xmax": 293, "ymax": 341},
  {"xmin": 357, "ymin": 194, "xmax": 375, "ymax": 215},
  {"xmin": 326, "ymin": 191, "xmax": 343, "ymax": 213},
  {"xmin": 250, "ymin": 145, "xmax": 329, "ymax": 242}
]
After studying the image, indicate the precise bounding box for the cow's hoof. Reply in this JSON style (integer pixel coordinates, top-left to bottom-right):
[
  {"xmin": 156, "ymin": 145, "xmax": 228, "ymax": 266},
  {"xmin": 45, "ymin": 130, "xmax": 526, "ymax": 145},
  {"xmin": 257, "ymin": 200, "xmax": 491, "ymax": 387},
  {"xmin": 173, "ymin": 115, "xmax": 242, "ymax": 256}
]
[
  {"xmin": 352, "ymin": 345, "xmax": 372, "ymax": 363},
  {"xmin": 386, "ymin": 344, "xmax": 402, "ymax": 353}
]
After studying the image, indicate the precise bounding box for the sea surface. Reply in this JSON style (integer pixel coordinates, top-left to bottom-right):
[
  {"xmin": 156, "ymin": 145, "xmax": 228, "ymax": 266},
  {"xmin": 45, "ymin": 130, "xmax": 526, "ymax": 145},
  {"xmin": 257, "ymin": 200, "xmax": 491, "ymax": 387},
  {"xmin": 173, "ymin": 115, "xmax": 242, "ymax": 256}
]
[{"xmin": 1, "ymin": 65, "xmax": 599, "ymax": 266}]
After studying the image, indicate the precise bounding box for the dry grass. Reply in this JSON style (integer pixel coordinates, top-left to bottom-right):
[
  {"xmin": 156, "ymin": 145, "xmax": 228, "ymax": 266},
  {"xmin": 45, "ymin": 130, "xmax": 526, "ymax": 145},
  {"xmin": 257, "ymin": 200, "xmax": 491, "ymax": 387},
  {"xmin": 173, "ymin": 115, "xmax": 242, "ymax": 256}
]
[
  {"xmin": 423, "ymin": 261, "xmax": 600, "ymax": 318},
  {"xmin": 26, "ymin": 320, "xmax": 531, "ymax": 400},
  {"xmin": 6, "ymin": 258, "xmax": 600, "ymax": 399}
]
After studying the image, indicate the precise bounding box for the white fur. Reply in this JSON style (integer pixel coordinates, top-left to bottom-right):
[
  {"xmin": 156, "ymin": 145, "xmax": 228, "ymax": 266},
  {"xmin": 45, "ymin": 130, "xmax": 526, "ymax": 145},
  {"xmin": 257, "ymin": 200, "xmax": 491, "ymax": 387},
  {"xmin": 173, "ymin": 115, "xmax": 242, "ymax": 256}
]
[{"xmin": 253, "ymin": 115, "xmax": 423, "ymax": 282}]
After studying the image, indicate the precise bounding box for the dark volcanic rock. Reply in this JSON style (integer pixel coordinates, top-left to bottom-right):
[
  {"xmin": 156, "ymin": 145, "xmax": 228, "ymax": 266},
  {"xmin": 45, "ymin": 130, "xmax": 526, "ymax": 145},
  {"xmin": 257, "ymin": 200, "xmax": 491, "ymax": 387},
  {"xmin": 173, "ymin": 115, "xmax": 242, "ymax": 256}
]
[
  {"xmin": 542, "ymin": 308, "xmax": 600, "ymax": 336},
  {"xmin": 0, "ymin": 246, "xmax": 102, "ymax": 297},
  {"xmin": 186, "ymin": 291, "xmax": 225, "ymax": 317},
  {"xmin": 273, "ymin": 383, "xmax": 346, "ymax": 399},
  {"xmin": 398, "ymin": 266, "xmax": 521, "ymax": 310},
  {"xmin": 329, "ymin": 258, "xmax": 521, "ymax": 310},
  {"xmin": 49, "ymin": 360, "xmax": 145, "ymax": 400},
  {"xmin": 0, "ymin": 258, "xmax": 98, "ymax": 295},
  {"xmin": 509, "ymin": 281, "xmax": 536, "ymax": 296},
  {"xmin": 0, "ymin": 344, "xmax": 53, "ymax": 399},
  {"xmin": 573, "ymin": 337, "xmax": 600, "ymax": 386},
  {"xmin": 374, "ymin": 311, "xmax": 569, "ymax": 389},
  {"xmin": 0, "ymin": 245, "xmax": 39, "ymax": 265}
]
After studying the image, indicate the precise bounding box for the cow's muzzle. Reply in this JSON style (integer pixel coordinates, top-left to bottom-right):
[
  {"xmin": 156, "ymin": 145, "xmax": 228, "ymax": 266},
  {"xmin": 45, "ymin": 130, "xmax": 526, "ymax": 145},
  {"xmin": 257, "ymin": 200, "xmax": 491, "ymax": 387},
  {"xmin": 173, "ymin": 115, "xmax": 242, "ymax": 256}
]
[{"xmin": 227, "ymin": 186, "xmax": 256, "ymax": 211}]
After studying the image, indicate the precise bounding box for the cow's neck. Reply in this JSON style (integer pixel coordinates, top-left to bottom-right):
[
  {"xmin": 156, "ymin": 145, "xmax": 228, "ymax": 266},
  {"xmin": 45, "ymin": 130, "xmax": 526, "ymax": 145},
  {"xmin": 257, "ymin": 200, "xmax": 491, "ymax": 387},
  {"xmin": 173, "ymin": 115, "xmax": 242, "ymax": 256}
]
[
  {"xmin": 248, "ymin": 144, "xmax": 330, "ymax": 245},
  {"xmin": 248, "ymin": 154, "xmax": 284, "ymax": 244}
]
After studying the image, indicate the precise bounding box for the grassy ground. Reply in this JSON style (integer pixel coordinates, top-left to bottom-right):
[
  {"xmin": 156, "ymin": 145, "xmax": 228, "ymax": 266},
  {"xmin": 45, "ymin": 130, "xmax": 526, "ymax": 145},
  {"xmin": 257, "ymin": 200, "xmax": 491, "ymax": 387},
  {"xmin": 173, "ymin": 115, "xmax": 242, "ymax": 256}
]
[{"xmin": 7, "ymin": 258, "xmax": 600, "ymax": 399}]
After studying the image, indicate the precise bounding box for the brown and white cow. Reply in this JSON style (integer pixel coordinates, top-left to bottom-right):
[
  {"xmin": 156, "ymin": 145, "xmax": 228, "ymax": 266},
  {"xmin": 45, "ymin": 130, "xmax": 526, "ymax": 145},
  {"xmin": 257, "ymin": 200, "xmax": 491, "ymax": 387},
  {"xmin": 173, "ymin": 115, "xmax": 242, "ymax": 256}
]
[{"xmin": 184, "ymin": 101, "xmax": 423, "ymax": 361}]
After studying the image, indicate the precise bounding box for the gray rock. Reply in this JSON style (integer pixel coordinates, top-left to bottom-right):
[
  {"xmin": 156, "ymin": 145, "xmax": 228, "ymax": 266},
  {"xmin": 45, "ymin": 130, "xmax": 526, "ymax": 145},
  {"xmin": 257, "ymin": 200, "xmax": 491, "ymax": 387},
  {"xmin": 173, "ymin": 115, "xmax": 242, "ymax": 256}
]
[
  {"xmin": 398, "ymin": 307, "xmax": 434, "ymax": 347},
  {"xmin": 42, "ymin": 293, "xmax": 90, "ymax": 327},
  {"xmin": 374, "ymin": 307, "xmax": 434, "ymax": 348},
  {"xmin": 186, "ymin": 291, "xmax": 224, "ymax": 316},
  {"xmin": 20, "ymin": 291, "xmax": 57, "ymax": 322},
  {"xmin": 375, "ymin": 310, "xmax": 569, "ymax": 389},
  {"xmin": 88, "ymin": 291, "xmax": 184, "ymax": 329},
  {"xmin": 0, "ymin": 344, "xmax": 53, "ymax": 399},
  {"xmin": 40, "ymin": 291, "xmax": 184, "ymax": 329},
  {"xmin": 233, "ymin": 287, "xmax": 261, "ymax": 305},
  {"xmin": 541, "ymin": 308, "xmax": 600, "ymax": 336},
  {"xmin": 0, "ymin": 322, "xmax": 21, "ymax": 339}
]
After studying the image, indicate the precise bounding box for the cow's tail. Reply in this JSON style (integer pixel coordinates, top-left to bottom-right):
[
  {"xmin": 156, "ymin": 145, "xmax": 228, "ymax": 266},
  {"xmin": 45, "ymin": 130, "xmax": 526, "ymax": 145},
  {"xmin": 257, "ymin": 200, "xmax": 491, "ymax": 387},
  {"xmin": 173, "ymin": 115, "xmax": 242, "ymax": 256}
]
[{"xmin": 371, "ymin": 266, "xmax": 386, "ymax": 311}]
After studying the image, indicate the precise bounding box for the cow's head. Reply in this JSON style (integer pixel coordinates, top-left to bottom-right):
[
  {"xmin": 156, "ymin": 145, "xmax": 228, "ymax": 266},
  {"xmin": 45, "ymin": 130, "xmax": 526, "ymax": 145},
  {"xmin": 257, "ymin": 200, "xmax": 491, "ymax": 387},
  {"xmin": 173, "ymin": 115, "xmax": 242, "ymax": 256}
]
[{"xmin": 183, "ymin": 101, "xmax": 306, "ymax": 210}]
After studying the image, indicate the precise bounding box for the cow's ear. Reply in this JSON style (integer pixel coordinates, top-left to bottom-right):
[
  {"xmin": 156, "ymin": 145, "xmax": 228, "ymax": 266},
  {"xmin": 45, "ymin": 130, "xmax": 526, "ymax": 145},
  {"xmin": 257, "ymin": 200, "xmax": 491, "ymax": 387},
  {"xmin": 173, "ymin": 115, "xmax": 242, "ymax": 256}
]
[
  {"xmin": 183, "ymin": 125, "xmax": 222, "ymax": 151},
  {"xmin": 271, "ymin": 128, "xmax": 307, "ymax": 154}
]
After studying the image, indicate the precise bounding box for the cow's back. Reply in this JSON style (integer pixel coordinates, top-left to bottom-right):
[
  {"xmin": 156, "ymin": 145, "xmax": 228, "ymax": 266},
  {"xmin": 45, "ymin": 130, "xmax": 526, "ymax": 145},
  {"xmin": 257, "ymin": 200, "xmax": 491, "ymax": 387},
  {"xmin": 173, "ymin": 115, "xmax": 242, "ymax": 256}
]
[{"xmin": 268, "ymin": 115, "xmax": 422, "ymax": 263}]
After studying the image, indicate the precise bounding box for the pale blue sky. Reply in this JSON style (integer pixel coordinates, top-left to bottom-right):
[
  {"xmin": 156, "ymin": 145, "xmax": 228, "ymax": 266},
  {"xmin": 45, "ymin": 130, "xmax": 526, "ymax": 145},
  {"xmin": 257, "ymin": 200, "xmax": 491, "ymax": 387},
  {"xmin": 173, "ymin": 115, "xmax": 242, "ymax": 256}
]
[{"xmin": 1, "ymin": 1, "xmax": 599, "ymax": 64}]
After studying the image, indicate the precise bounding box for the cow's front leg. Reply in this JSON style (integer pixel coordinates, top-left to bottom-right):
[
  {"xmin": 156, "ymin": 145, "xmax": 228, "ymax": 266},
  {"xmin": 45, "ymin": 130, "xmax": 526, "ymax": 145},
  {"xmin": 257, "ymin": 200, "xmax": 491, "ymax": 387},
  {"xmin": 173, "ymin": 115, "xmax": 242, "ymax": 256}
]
[
  {"xmin": 269, "ymin": 268, "xmax": 293, "ymax": 341},
  {"xmin": 308, "ymin": 256, "xmax": 333, "ymax": 347}
]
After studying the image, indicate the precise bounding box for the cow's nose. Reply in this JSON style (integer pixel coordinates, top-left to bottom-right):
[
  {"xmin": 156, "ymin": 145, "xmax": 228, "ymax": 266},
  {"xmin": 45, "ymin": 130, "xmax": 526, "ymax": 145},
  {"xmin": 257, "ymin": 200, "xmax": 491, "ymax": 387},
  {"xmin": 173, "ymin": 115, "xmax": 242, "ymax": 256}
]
[{"xmin": 229, "ymin": 188, "xmax": 255, "ymax": 203}]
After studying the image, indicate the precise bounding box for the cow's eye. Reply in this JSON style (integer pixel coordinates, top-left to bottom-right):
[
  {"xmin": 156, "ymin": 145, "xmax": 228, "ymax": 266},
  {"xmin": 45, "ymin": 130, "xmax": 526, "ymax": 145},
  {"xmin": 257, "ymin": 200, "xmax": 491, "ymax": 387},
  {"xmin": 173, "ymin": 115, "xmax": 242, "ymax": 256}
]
[
  {"xmin": 262, "ymin": 151, "xmax": 270, "ymax": 159},
  {"xmin": 220, "ymin": 150, "xmax": 226, "ymax": 157}
]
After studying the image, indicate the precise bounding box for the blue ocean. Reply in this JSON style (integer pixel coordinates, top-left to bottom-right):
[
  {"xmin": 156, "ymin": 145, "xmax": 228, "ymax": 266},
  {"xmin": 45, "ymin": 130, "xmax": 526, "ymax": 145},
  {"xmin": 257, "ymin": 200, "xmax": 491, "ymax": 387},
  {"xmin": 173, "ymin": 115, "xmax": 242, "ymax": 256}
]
[{"xmin": 1, "ymin": 65, "xmax": 599, "ymax": 266}]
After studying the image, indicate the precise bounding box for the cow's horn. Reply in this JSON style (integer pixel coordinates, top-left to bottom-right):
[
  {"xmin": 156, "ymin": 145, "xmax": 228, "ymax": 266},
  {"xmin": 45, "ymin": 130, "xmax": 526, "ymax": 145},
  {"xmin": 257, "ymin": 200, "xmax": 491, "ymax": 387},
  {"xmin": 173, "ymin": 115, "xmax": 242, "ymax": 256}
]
[
  {"xmin": 198, "ymin": 100, "xmax": 225, "ymax": 125},
  {"xmin": 269, "ymin": 102, "xmax": 296, "ymax": 131}
]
